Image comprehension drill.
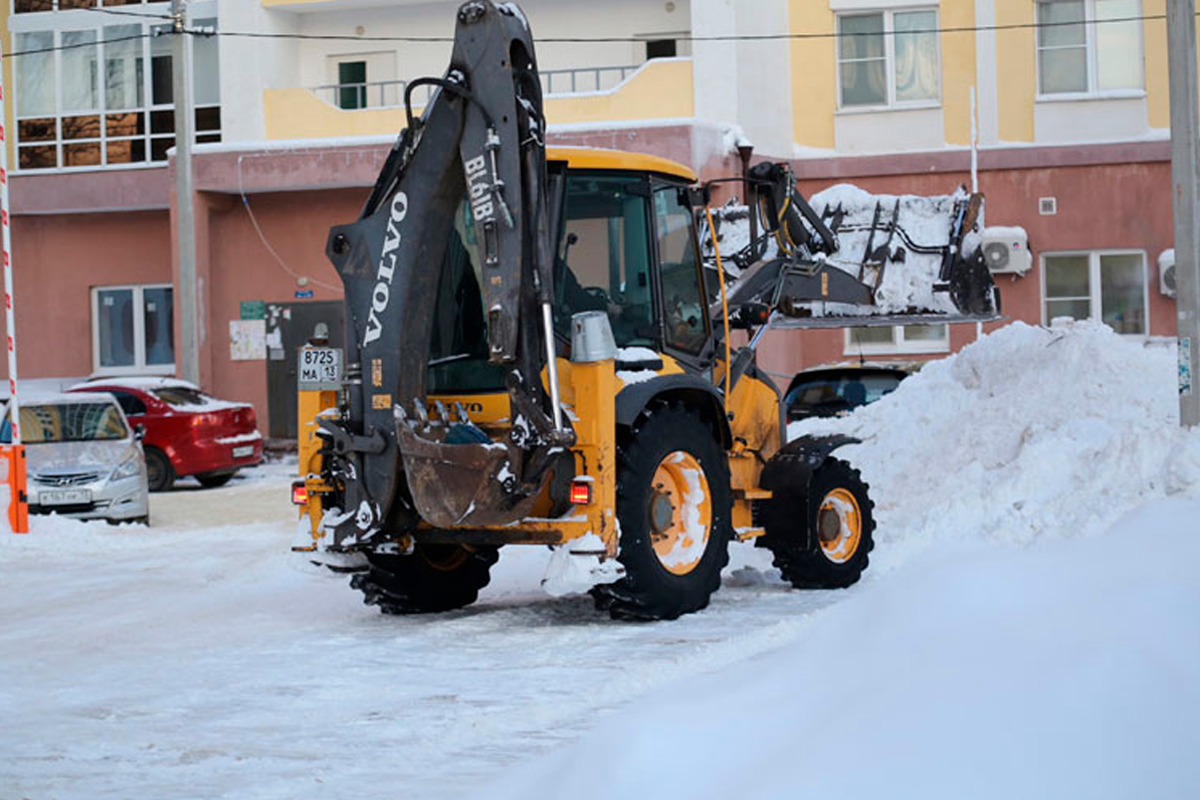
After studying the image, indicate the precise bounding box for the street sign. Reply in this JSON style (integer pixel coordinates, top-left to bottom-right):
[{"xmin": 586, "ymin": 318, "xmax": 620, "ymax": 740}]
[{"xmin": 298, "ymin": 346, "xmax": 342, "ymax": 391}]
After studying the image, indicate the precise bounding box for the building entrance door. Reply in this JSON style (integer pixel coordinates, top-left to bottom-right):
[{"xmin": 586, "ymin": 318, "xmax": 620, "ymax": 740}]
[{"xmin": 266, "ymin": 301, "xmax": 345, "ymax": 440}]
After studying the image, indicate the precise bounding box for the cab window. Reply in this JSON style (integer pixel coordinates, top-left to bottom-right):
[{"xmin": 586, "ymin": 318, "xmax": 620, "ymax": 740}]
[
  {"xmin": 554, "ymin": 174, "xmax": 656, "ymax": 348},
  {"xmin": 426, "ymin": 198, "xmax": 507, "ymax": 393},
  {"xmin": 654, "ymin": 187, "xmax": 708, "ymax": 354}
]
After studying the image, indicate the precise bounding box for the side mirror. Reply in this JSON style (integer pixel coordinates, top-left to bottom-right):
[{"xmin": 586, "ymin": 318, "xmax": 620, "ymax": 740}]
[{"xmin": 134, "ymin": 424, "xmax": 146, "ymax": 441}]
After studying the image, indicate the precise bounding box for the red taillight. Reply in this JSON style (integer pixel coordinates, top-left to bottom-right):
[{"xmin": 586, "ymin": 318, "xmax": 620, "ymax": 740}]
[
  {"xmin": 569, "ymin": 480, "xmax": 592, "ymax": 506},
  {"xmin": 291, "ymin": 481, "xmax": 308, "ymax": 505}
]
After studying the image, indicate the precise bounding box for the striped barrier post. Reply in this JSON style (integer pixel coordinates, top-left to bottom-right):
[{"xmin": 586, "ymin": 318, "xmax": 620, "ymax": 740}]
[{"xmin": 0, "ymin": 37, "xmax": 28, "ymax": 534}]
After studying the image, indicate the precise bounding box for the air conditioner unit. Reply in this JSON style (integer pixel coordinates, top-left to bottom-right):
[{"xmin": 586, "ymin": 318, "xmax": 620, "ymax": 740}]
[
  {"xmin": 1159, "ymin": 249, "xmax": 1177, "ymax": 298},
  {"xmin": 981, "ymin": 227, "xmax": 1032, "ymax": 276}
]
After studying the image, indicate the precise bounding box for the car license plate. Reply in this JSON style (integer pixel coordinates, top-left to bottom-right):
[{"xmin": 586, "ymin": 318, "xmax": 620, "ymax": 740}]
[
  {"xmin": 298, "ymin": 346, "xmax": 342, "ymax": 390},
  {"xmin": 232, "ymin": 445, "xmax": 255, "ymax": 459},
  {"xmin": 39, "ymin": 488, "xmax": 92, "ymax": 506}
]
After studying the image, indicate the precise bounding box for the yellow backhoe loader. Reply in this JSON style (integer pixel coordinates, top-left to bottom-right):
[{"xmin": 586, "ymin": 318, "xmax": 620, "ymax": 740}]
[{"xmin": 291, "ymin": 0, "xmax": 999, "ymax": 620}]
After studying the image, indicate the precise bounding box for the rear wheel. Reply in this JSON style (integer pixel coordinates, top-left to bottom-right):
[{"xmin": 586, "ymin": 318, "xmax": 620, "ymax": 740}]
[
  {"xmin": 591, "ymin": 405, "xmax": 732, "ymax": 621},
  {"xmin": 144, "ymin": 448, "xmax": 175, "ymax": 493},
  {"xmin": 196, "ymin": 471, "xmax": 236, "ymax": 488},
  {"xmin": 765, "ymin": 457, "xmax": 874, "ymax": 589},
  {"xmin": 350, "ymin": 543, "xmax": 500, "ymax": 614}
]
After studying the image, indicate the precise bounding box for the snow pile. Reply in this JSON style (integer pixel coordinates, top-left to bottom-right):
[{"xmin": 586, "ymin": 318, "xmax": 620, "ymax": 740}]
[
  {"xmin": 474, "ymin": 498, "xmax": 1200, "ymax": 800},
  {"xmin": 792, "ymin": 319, "xmax": 1200, "ymax": 570}
]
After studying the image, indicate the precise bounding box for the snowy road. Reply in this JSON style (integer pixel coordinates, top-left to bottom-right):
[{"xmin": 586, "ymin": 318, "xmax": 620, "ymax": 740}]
[
  {"xmin": 5, "ymin": 321, "xmax": 1200, "ymax": 799},
  {"xmin": 0, "ymin": 462, "xmax": 842, "ymax": 800}
]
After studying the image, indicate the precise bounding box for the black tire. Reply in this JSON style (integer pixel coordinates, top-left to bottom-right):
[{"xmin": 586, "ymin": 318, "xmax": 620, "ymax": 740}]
[
  {"xmin": 591, "ymin": 404, "xmax": 733, "ymax": 621},
  {"xmin": 350, "ymin": 543, "xmax": 500, "ymax": 614},
  {"xmin": 144, "ymin": 447, "xmax": 175, "ymax": 493},
  {"xmin": 196, "ymin": 471, "xmax": 236, "ymax": 488},
  {"xmin": 765, "ymin": 457, "xmax": 874, "ymax": 589}
]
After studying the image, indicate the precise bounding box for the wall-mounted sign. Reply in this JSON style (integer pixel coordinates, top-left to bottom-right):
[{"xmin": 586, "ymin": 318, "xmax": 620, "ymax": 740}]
[{"xmin": 240, "ymin": 300, "xmax": 266, "ymax": 320}]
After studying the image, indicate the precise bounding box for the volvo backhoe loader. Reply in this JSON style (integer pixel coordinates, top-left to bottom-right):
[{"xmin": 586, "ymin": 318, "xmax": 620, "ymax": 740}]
[{"xmin": 292, "ymin": 0, "xmax": 999, "ymax": 620}]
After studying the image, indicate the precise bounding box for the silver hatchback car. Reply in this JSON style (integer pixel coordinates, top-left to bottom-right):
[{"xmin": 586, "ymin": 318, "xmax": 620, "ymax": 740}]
[{"xmin": 1, "ymin": 392, "xmax": 150, "ymax": 525}]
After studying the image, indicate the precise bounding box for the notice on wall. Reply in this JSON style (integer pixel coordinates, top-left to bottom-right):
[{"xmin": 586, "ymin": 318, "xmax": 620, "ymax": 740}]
[
  {"xmin": 230, "ymin": 319, "xmax": 267, "ymax": 361},
  {"xmin": 240, "ymin": 300, "xmax": 267, "ymax": 321}
]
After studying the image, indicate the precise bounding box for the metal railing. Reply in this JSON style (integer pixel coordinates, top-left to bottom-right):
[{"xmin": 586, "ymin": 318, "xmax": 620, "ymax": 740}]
[
  {"xmin": 540, "ymin": 64, "xmax": 640, "ymax": 95},
  {"xmin": 309, "ymin": 63, "xmax": 645, "ymax": 110}
]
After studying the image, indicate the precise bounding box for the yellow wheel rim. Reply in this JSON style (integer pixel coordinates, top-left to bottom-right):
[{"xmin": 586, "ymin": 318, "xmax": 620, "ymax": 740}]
[
  {"xmin": 419, "ymin": 544, "xmax": 471, "ymax": 572},
  {"xmin": 817, "ymin": 488, "xmax": 862, "ymax": 564},
  {"xmin": 648, "ymin": 451, "xmax": 712, "ymax": 575}
]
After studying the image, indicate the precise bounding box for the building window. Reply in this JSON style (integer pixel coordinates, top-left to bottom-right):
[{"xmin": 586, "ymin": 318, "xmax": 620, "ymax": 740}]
[
  {"xmin": 1036, "ymin": 0, "xmax": 1142, "ymax": 95},
  {"xmin": 12, "ymin": 15, "xmax": 220, "ymax": 171},
  {"xmin": 645, "ymin": 39, "xmax": 677, "ymax": 60},
  {"xmin": 337, "ymin": 61, "xmax": 367, "ymax": 110},
  {"xmin": 92, "ymin": 284, "xmax": 175, "ymax": 374},
  {"xmin": 845, "ymin": 324, "xmax": 948, "ymax": 355},
  {"xmin": 1043, "ymin": 251, "xmax": 1147, "ymax": 334},
  {"xmin": 837, "ymin": 9, "xmax": 939, "ymax": 108}
]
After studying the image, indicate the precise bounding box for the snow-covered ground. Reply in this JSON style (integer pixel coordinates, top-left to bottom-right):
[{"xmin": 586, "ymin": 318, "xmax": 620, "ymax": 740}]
[{"xmin": 2, "ymin": 320, "xmax": 1199, "ymax": 799}]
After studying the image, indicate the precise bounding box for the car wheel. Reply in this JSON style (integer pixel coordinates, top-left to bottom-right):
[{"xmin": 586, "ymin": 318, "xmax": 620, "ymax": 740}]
[
  {"xmin": 144, "ymin": 447, "xmax": 175, "ymax": 492},
  {"xmin": 196, "ymin": 471, "xmax": 236, "ymax": 489}
]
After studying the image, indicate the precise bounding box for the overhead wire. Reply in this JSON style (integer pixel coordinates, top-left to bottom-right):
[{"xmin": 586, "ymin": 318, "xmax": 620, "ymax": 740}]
[
  {"xmin": 1, "ymin": 31, "xmax": 148, "ymax": 58},
  {"xmin": 198, "ymin": 12, "xmax": 1168, "ymax": 44},
  {"xmin": 0, "ymin": 10, "xmax": 1179, "ymax": 57}
]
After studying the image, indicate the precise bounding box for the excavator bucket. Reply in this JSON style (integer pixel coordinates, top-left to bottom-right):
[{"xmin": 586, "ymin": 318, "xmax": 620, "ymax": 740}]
[
  {"xmin": 707, "ymin": 164, "xmax": 1002, "ymax": 329},
  {"xmin": 394, "ymin": 418, "xmax": 538, "ymax": 529}
]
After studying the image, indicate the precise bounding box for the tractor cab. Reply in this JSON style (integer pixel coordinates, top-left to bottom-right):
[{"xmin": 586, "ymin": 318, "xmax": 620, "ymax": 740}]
[{"xmin": 425, "ymin": 147, "xmax": 714, "ymax": 403}]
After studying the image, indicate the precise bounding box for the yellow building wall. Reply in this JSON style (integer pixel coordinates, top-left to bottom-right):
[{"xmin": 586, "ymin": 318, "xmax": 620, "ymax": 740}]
[
  {"xmin": 790, "ymin": 2, "xmax": 976, "ymax": 150},
  {"xmin": 1144, "ymin": 0, "xmax": 1169, "ymax": 129},
  {"xmin": 996, "ymin": 0, "xmax": 1036, "ymax": 142},
  {"xmin": 940, "ymin": 1, "xmax": 976, "ymax": 146},
  {"xmin": 265, "ymin": 59, "xmax": 693, "ymax": 140},
  {"xmin": 789, "ymin": 0, "xmax": 836, "ymax": 150}
]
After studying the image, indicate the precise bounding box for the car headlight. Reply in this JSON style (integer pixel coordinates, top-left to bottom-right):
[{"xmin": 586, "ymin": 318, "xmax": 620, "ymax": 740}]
[{"xmin": 111, "ymin": 453, "xmax": 142, "ymax": 481}]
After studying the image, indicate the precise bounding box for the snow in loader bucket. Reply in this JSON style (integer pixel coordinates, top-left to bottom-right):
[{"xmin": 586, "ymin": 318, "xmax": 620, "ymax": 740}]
[{"xmin": 703, "ymin": 182, "xmax": 1001, "ymax": 329}]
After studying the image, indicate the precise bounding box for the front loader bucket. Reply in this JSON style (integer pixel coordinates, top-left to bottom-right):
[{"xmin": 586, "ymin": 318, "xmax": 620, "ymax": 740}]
[{"xmin": 395, "ymin": 422, "xmax": 538, "ymax": 529}]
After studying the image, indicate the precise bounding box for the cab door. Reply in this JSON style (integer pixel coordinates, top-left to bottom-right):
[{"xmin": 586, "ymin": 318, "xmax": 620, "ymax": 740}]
[{"xmin": 651, "ymin": 183, "xmax": 712, "ymax": 368}]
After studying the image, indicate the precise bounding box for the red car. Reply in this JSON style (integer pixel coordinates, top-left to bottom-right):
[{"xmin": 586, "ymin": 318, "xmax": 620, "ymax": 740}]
[{"xmin": 68, "ymin": 378, "xmax": 263, "ymax": 491}]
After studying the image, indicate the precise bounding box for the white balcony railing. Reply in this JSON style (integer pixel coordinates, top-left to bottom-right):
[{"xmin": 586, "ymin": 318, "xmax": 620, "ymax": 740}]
[{"xmin": 309, "ymin": 64, "xmax": 643, "ymax": 110}]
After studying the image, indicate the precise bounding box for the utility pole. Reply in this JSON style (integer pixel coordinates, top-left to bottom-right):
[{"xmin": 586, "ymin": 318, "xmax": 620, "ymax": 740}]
[
  {"xmin": 1168, "ymin": 0, "xmax": 1200, "ymax": 427},
  {"xmin": 171, "ymin": 0, "xmax": 199, "ymax": 385}
]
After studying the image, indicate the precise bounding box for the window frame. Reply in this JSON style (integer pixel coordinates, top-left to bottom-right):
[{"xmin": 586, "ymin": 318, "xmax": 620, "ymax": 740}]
[
  {"xmin": 834, "ymin": 7, "xmax": 942, "ymax": 112},
  {"xmin": 1034, "ymin": 0, "xmax": 1145, "ymax": 100},
  {"xmin": 1039, "ymin": 249, "xmax": 1149, "ymax": 336},
  {"xmin": 843, "ymin": 324, "xmax": 949, "ymax": 356},
  {"xmin": 90, "ymin": 282, "xmax": 176, "ymax": 376},
  {"xmin": 10, "ymin": 1, "xmax": 221, "ymax": 173},
  {"xmin": 650, "ymin": 181, "xmax": 711, "ymax": 362}
]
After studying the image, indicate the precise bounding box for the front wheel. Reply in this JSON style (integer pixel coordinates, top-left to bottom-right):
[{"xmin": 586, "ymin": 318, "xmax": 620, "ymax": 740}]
[
  {"xmin": 350, "ymin": 543, "xmax": 500, "ymax": 614},
  {"xmin": 765, "ymin": 457, "xmax": 875, "ymax": 589},
  {"xmin": 591, "ymin": 405, "xmax": 732, "ymax": 621},
  {"xmin": 144, "ymin": 447, "xmax": 175, "ymax": 493}
]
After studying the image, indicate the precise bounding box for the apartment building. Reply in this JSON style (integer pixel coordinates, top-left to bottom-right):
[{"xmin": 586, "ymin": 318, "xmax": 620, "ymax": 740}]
[{"xmin": 0, "ymin": 0, "xmax": 1181, "ymax": 435}]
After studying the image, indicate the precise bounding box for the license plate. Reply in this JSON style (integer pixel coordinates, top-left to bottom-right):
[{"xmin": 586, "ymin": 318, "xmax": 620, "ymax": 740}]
[
  {"xmin": 298, "ymin": 346, "xmax": 342, "ymax": 390},
  {"xmin": 232, "ymin": 445, "xmax": 255, "ymax": 459},
  {"xmin": 39, "ymin": 488, "xmax": 92, "ymax": 506}
]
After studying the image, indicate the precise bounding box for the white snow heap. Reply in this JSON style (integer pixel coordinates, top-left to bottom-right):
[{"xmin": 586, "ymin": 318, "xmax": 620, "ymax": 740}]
[{"xmin": 790, "ymin": 319, "xmax": 1200, "ymax": 569}]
